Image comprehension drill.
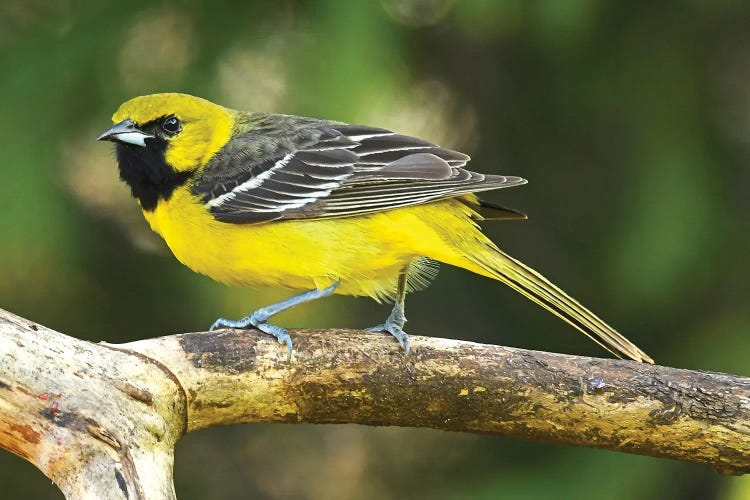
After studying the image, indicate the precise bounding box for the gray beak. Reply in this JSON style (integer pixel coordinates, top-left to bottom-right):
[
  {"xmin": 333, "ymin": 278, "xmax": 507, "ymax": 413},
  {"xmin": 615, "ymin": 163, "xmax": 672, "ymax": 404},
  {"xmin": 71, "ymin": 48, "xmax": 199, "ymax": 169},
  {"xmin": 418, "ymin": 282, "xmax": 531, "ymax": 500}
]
[{"xmin": 96, "ymin": 119, "xmax": 154, "ymax": 147}]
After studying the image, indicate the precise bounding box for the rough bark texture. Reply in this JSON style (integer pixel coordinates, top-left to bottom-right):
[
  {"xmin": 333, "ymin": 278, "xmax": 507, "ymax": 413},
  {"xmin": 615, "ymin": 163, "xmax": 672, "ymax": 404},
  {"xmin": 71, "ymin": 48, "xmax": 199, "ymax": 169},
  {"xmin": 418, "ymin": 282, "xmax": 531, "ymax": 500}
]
[
  {"xmin": 0, "ymin": 309, "xmax": 185, "ymax": 499},
  {"xmin": 1, "ymin": 307, "xmax": 749, "ymax": 498}
]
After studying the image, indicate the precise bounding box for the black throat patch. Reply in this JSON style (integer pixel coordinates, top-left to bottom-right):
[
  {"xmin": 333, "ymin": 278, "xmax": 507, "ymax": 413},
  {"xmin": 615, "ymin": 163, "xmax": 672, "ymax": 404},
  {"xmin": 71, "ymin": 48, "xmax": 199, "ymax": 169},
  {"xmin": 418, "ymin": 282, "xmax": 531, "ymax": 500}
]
[{"xmin": 115, "ymin": 138, "xmax": 193, "ymax": 211}]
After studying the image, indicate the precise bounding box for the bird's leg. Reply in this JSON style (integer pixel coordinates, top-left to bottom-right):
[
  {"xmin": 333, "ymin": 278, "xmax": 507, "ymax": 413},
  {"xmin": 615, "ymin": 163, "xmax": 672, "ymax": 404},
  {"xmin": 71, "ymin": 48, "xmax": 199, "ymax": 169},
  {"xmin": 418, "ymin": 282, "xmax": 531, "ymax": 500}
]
[
  {"xmin": 366, "ymin": 270, "xmax": 411, "ymax": 355},
  {"xmin": 210, "ymin": 281, "xmax": 339, "ymax": 355}
]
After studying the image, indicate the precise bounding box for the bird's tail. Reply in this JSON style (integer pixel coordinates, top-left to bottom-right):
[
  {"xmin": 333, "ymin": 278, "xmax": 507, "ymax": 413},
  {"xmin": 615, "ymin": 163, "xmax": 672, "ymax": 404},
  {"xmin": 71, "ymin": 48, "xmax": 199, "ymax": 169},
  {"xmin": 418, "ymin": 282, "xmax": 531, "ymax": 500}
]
[{"xmin": 442, "ymin": 237, "xmax": 653, "ymax": 363}]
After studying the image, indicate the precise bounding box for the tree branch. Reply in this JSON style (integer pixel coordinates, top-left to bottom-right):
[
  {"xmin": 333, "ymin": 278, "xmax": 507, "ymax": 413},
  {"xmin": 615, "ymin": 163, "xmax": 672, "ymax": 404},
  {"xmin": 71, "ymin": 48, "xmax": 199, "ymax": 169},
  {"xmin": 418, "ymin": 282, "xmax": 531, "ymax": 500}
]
[{"xmin": 1, "ymin": 307, "xmax": 748, "ymax": 498}]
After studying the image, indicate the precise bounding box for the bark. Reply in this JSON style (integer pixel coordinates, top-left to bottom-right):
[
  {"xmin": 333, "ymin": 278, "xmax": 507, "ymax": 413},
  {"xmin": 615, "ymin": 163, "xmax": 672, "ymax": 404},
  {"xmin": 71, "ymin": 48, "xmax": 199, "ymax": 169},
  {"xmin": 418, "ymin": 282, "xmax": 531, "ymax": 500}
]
[{"xmin": 1, "ymin": 307, "xmax": 748, "ymax": 499}]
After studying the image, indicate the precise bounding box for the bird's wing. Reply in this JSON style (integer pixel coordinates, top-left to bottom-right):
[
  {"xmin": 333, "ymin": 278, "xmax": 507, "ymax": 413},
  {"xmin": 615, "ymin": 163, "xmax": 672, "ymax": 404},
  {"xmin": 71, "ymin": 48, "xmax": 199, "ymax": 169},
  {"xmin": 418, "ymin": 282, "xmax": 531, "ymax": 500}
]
[{"xmin": 192, "ymin": 120, "xmax": 526, "ymax": 223}]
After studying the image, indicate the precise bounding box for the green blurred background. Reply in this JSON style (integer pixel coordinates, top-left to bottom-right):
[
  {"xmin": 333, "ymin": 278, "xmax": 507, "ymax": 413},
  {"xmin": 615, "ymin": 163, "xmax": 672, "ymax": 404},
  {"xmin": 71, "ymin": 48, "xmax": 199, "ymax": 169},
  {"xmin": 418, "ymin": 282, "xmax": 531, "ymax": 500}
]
[{"xmin": 1, "ymin": 0, "xmax": 749, "ymax": 498}]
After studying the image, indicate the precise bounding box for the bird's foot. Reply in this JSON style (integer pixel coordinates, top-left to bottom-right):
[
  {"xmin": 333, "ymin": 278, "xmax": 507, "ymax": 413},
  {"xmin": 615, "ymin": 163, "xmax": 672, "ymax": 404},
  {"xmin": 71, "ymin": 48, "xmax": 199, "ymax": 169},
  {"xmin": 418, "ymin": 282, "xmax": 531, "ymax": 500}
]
[
  {"xmin": 210, "ymin": 314, "xmax": 293, "ymax": 356},
  {"xmin": 366, "ymin": 305, "xmax": 410, "ymax": 355},
  {"xmin": 208, "ymin": 282, "xmax": 340, "ymax": 358}
]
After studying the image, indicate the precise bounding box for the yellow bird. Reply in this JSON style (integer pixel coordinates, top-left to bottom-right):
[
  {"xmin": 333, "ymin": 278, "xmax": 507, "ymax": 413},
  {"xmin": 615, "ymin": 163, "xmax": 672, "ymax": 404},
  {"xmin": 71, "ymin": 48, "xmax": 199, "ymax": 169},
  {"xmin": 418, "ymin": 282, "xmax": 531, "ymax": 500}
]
[{"xmin": 97, "ymin": 93, "xmax": 652, "ymax": 363}]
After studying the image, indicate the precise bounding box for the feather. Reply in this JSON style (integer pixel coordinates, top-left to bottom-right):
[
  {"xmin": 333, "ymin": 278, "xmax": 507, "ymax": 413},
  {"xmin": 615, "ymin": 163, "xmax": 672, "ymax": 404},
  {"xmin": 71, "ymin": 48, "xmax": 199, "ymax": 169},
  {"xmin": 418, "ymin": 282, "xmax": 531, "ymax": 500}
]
[
  {"xmin": 192, "ymin": 116, "xmax": 526, "ymax": 224},
  {"xmin": 474, "ymin": 200, "xmax": 528, "ymax": 220}
]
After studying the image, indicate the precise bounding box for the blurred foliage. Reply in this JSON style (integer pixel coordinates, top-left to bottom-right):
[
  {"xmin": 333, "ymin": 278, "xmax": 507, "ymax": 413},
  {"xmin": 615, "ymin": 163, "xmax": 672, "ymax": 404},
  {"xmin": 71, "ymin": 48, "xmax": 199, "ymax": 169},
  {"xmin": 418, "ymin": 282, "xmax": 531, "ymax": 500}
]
[{"xmin": 1, "ymin": 0, "xmax": 749, "ymax": 498}]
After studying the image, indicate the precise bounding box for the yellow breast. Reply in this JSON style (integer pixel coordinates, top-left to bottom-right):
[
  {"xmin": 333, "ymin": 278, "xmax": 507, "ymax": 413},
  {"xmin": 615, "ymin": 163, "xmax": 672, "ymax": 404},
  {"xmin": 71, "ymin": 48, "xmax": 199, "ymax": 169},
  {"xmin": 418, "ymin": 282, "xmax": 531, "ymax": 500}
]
[{"xmin": 142, "ymin": 188, "xmax": 472, "ymax": 300}]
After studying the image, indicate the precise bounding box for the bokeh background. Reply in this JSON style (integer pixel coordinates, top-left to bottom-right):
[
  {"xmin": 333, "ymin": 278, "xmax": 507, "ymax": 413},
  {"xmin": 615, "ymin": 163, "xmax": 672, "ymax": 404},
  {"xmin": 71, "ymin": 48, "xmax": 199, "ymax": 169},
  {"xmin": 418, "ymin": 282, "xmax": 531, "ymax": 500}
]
[{"xmin": 1, "ymin": 1, "xmax": 749, "ymax": 498}]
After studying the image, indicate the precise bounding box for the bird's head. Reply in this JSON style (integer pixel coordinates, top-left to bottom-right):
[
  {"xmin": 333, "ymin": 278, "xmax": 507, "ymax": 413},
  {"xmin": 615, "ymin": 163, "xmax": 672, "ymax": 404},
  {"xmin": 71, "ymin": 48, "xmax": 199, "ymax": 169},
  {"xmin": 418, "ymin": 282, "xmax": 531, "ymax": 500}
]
[
  {"xmin": 98, "ymin": 93, "xmax": 238, "ymax": 210},
  {"xmin": 98, "ymin": 93, "xmax": 235, "ymax": 173}
]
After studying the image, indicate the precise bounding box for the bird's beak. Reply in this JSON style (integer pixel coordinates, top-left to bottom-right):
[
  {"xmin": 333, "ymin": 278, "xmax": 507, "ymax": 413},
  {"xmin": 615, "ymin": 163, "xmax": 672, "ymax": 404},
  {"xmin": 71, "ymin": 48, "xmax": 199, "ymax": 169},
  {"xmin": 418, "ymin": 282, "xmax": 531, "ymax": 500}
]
[{"xmin": 96, "ymin": 119, "xmax": 153, "ymax": 147}]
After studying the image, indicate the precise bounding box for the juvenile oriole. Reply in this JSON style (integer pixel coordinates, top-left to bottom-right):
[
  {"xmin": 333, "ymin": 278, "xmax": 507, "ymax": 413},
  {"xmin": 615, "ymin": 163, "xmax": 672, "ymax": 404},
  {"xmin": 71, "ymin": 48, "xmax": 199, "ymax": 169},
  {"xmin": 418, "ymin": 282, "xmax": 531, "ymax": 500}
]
[{"xmin": 97, "ymin": 93, "xmax": 652, "ymax": 363}]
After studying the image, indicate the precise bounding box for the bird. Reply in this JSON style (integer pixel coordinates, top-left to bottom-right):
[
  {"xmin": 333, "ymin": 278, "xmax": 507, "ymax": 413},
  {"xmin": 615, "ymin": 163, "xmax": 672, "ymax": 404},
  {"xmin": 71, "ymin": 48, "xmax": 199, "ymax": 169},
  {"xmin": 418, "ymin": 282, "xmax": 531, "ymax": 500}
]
[{"xmin": 97, "ymin": 92, "xmax": 653, "ymax": 363}]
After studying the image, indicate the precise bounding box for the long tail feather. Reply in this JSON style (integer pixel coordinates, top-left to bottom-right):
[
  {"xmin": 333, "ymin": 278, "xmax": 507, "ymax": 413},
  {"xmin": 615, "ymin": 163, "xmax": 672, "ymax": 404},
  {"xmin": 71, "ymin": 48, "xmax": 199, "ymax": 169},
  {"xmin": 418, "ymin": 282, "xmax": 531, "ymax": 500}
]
[{"xmin": 465, "ymin": 242, "xmax": 653, "ymax": 363}]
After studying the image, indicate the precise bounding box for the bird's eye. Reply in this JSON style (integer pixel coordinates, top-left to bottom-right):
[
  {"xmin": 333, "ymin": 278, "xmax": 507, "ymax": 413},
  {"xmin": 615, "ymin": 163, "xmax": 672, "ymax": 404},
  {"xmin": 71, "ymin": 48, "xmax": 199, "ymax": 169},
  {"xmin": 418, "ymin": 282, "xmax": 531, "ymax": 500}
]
[{"xmin": 161, "ymin": 116, "xmax": 181, "ymax": 135}]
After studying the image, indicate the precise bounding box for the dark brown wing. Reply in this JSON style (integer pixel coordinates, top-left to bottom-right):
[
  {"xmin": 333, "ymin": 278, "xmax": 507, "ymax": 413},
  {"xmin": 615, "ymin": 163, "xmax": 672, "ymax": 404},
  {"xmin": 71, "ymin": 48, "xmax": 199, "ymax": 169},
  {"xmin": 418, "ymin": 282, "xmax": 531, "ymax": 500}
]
[{"xmin": 192, "ymin": 117, "xmax": 526, "ymax": 223}]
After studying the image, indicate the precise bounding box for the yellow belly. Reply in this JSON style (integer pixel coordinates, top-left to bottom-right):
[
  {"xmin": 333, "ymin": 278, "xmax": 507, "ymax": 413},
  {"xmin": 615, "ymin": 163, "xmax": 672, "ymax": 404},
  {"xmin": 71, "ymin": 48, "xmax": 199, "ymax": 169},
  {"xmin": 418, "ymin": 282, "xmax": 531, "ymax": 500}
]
[{"xmin": 142, "ymin": 188, "xmax": 475, "ymax": 300}]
